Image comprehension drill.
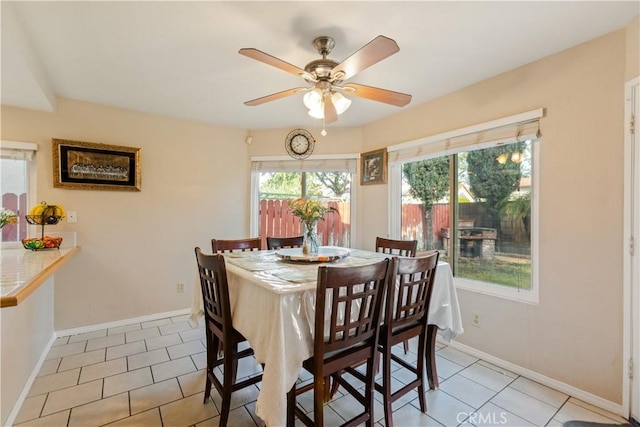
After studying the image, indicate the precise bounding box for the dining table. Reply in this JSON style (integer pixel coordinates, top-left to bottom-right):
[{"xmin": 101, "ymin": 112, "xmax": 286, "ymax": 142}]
[{"xmin": 190, "ymin": 247, "xmax": 463, "ymax": 427}]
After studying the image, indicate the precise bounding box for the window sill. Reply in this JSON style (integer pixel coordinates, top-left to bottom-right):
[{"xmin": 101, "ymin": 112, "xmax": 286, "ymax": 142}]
[{"xmin": 455, "ymin": 277, "xmax": 539, "ymax": 304}]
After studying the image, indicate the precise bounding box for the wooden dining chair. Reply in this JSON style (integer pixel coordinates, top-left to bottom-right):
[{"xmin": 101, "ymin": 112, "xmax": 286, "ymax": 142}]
[
  {"xmin": 211, "ymin": 237, "xmax": 261, "ymax": 253},
  {"xmin": 266, "ymin": 235, "xmax": 304, "ymax": 250},
  {"xmin": 375, "ymin": 236, "xmax": 418, "ymax": 353},
  {"xmin": 286, "ymin": 258, "xmax": 392, "ymax": 427},
  {"xmin": 194, "ymin": 247, "xmax": 263, "ymax": 427},
  {"xmin": 347, "ymin": 252, "xmax": 439, "ymax": 427},
  {"xmin": 375, "ymin": 236, "xmax": 418, "ymax": 257}
]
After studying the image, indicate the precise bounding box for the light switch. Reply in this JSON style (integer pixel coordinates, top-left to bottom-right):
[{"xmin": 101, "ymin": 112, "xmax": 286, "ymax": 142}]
[{"xmin": 67, "ymin": 211, "xmax": 77, "ymax": 223}]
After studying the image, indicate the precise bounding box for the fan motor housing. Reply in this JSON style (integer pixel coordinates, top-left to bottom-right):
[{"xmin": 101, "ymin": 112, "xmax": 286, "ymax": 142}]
[{"xmin": 305, "ymin": 59, "xmax": 339, "ymax": 80}]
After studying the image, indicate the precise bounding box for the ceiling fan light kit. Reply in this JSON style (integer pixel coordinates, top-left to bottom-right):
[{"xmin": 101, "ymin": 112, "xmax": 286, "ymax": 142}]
[
  {"xmin": 239, "ymin": 35, "xmax": 412, "ymax": 133},
  {"xmin": 303, "ymin": 88, "xmax": 322, "ymax": 110},
  {"xmin": 306, "ymin": 91, "xmax": 351, "ymax": 118}
]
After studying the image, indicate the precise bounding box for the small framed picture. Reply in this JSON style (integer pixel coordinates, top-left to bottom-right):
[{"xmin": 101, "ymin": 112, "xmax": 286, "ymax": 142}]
[
  {"xmin": 52, "ymin": 139, "xmax": 142, "ymax": 191},
  {"xmin": 360, "ymin": 148, "xmax": 387, "ymax": 185}
]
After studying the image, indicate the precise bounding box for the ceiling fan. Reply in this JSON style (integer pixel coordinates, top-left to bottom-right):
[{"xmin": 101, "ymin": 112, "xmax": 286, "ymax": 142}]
[{"xmin": 239, "ymin": 35, "xmax": 412, "ymax": 126}]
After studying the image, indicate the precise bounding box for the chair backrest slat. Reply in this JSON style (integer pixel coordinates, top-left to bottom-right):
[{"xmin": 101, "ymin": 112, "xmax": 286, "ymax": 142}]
[
  {"xmin": 266, "ymin": 235, "xmax": 304, "ymax": 250},
  {"xmin": 388, "ymin": 251, "xmax": 439, "ymax": 331},
  {"xmin": 195, "ymin": 247, "xmax": 232, "ymax": 334},
  {"xmin": 316, "ymin": 259, "xmax": 391, "ymax": 354},
  {"xmin": 211, "ymin": 238, "xmax": 261, "ymax": 253},
  {"xmin": 375, "ymin": 237, "xmax": 418, "ymax": 257}
]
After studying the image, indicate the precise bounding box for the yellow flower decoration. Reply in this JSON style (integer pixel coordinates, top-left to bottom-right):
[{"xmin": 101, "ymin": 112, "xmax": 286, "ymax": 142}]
[
  {"xmin": 0, "ymin": 208, "xmax": 18, "ymax": 229},
  {"xmin": 287, "ymin": 198, "xmax": 335, "ymax": 228}
]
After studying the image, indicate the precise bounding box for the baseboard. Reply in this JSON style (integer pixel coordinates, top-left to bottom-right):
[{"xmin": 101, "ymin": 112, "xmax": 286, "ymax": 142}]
[
  {"xmin": 55, "ymin": 308, "xmax": 191, "ymax": 337},
  {"xmin": 441, "ymin": 338, "xmax": 624, "ymax": 417},
  {"xmin": 5, "ymin": 333, "xmax": 58, "ymax": 427}
]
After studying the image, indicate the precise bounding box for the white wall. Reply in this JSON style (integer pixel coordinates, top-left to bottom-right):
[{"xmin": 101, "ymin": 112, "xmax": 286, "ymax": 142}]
[{"xmin": 0, "ymin": 278, "xmax": 54, "ymax": 426}]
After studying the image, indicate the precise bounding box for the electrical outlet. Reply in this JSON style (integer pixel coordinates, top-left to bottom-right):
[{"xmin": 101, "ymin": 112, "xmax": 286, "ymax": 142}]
[
  {"xmin": 471, "ymin": 313, "xmax": 481, "ymax": 328},
  {"xmin": 177, "ymin": 283, "xmax": 185, "ymax": 293}
]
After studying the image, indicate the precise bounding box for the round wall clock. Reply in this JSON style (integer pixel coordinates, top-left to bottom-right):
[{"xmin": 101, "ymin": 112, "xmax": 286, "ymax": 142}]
[{"xmin": 285, "ymin": 129, "xmax": 315, "ymax": 159}]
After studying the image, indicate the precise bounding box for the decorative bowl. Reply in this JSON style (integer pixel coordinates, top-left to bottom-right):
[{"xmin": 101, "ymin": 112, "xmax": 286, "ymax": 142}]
[
  {"xmin": 275, "ymin": 247, "xmax": 350, "ymax": 263},
  {"xmin": 22, "ymin": 236, "xmax": 63, "ymax": 250}
]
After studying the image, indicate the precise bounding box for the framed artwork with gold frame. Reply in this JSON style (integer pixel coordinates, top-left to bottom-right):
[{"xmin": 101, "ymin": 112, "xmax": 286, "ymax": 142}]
[
  {"xmin": 52, "ymin": 139, "xmax": 141, "ymax": 191},
  {"xmin": 360, "ymin": 148, "xmax": 387, "ymax": 185}
]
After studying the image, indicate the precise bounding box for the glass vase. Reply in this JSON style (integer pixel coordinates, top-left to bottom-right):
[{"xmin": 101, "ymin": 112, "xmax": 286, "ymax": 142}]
[{"xmin": 303, "ymin": 222, "xmax": 319, "ymax": 255}]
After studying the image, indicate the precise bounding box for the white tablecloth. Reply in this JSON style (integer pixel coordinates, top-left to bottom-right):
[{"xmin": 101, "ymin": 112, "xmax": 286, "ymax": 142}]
[{"xmin": 190, "ymin": 248, "xmax": 463, "ymax": 427}]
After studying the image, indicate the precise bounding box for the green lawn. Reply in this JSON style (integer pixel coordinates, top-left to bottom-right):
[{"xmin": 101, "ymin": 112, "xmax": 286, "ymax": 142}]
[{"xmin": 449, "ymin": 256, "xmax": 532, "ymax": 290}]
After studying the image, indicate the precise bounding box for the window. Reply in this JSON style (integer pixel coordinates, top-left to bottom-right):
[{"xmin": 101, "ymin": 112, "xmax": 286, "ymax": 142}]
[
  {"xmin": 1, "ymin": 141, "xmax": 37, "ymax": 245},
  {"xmin": 251, "ymin": 156, "xmax": 357, "ymax": 248},
  {"xmin": 389, "ymin": 110, "xmax": 541, "ymax": 303}
]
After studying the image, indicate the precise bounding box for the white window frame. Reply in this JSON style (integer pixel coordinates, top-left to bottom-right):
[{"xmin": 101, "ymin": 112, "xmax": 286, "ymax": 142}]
[
  {"xmin": 388, "ymin": 110, "xmax": 542, "ymax": 304},
  {"xmin": 250, "ymin": 154, "xmax": 359, "ymax": 245},
  {"xmin": 1, "ymin": 140, "xmax": 38, "ymax": 248}
]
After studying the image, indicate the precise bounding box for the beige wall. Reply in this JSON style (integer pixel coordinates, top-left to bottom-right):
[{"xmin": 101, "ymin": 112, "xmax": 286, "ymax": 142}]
[
  {"xmin": 247, "ymin": 127, "xmax": 364, "ymax": 157},
  {"xmin": 1, "ymin": 19, "xmax": 637, "ymax": 410},
  {"xmin": 360, "ymin": 28, "xmax": 629, "ymax": 404},
  {"xmin": 1, "ymin": 99, "xmax": 250, "ymax": 330},
  {"xmin": 625, "ymin": 17, "xmax": 639, "ymax": 81}
]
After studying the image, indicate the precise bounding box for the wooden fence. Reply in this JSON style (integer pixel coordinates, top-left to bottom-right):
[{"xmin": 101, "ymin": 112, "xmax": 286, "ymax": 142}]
[
  {"xmin": 2, "ymin": 192, "xmax": 28, "ymax": 241},
  {"xmin": 259, "ymin": 199, "xmax": 350, "ymax": 249},
  {"xmin": 402, "ymin": 203, "xmax": 449, "ymax": 249},
  {"xmin": 402, "ymin": 201, "xmax": 530, "ymax": 254},
  {"xmin": 260, "ymin": 200, "xmax": 448, "ymax": 251},
  {"xmin": 260, "ymin": 199, "xmax": 436, "ymax": 250}
]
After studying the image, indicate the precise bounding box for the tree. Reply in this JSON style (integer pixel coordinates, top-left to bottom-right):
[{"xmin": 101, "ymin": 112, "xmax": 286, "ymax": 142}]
[
  {"xmin": 467, "ymin": 146, "xmax": 526, "ymax": 242},
  {"xmin": 260, "ymin": 172, "xmax": 323, "ymax": 198},
  {"xmin": 403, "ymin": 158, "xmax": 450, "ymax": 249},
  {"xmin": 466, "ymin": 144, "xmax": 524, "ymax": 227},
  {"xmin": 497, "ymin": 192, "xmax": 531, "ymax": 242},
  {"xmin": 403, "ymin": 157, "xmax": 450, "ymax": 210},
  {"xmin": 310, "ymin": 172, "xmax": 350, "ymax": 198}
]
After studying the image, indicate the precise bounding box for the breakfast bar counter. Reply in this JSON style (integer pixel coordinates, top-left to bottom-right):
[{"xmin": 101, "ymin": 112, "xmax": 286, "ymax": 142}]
[
  {"xmin": 1, "ymin": 245, "xmax": 81, "ymax": 425},
  {"xmin": 0, "ymin": 246, "xmax": 80, "ymax": 308}
]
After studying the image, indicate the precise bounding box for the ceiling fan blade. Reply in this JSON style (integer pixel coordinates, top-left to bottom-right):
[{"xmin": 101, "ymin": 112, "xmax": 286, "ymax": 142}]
[
  {"xmin": 244, "ymin": 87, "xmax": 307, "ymax": 106},
  {"xmin": 331, "ymin": 35, "xmax": 400, "ymax": 81},
  {"xmin": 342, "ymin": 83, "xmax": 412, "ymax": 107},
  {"xmin": 323, "ymin": 94, "xmax": 338, "ymax": 123},
  {"xmin": 239, "ymin": 48, "xmax": 307, "ymax": 78}
]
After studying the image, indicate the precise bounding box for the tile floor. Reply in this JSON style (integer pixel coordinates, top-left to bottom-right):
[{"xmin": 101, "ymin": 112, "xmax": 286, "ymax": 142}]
[{"xmin": 13, "ymin": 314, "xmax": 630, "ymax": 427}]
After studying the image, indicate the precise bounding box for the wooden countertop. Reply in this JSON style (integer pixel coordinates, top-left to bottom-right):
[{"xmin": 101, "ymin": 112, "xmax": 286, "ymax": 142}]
[{"xmin": 1, "ymin": 246, "xmax": 80, "ymax": 308}]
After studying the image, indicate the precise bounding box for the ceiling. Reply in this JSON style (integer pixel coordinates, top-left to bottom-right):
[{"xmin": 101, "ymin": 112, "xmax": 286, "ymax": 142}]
[{"xmin": 2, "ymin": 1, "xmax": 638, "ymax": 131}]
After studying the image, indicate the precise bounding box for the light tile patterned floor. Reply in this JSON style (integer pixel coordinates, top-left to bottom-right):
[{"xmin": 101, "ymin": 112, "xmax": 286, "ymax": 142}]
[{"xmin": 14, "ymin": 314, "xmax": 629, "ymax": 427}]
